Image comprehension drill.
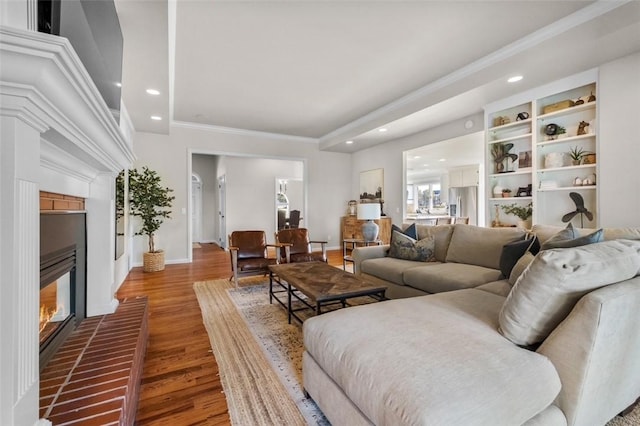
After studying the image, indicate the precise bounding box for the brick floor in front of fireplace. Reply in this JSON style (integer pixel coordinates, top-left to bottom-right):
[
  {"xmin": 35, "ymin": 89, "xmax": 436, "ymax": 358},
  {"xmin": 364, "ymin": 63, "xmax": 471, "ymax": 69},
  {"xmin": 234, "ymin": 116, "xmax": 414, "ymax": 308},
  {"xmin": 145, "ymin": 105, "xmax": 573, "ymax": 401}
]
[{"xmin": 39, "ymin": 297, "xmax": 148, "ymax": 425}]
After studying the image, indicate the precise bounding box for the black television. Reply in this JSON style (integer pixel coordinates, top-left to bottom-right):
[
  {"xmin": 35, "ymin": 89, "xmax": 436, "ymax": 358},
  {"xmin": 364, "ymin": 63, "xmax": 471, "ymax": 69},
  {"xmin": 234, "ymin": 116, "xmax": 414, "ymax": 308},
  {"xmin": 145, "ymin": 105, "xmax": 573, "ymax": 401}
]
[{"xmin": 38, "ymin": 0, "xmax": 123, "ymax": 124}]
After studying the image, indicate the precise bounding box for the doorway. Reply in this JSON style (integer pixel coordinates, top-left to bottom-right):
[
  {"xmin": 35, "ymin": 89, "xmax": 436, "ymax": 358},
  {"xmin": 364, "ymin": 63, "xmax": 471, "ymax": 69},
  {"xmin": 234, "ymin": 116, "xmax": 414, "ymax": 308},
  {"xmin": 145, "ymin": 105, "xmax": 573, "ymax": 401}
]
[
  {"xmin": 192, "ymin": 174, "xmax": 202, "ymax": 243},
  {"xmin": 218, "ymin": 174, "xmax": 226, "ymax": 248}
]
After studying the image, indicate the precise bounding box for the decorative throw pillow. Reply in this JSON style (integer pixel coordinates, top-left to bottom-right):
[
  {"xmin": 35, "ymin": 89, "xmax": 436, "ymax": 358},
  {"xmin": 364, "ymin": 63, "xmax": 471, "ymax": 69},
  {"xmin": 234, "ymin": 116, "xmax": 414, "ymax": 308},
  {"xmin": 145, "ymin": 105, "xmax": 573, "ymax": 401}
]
[
  {"xmin": 508, "ymin": 252, "xmax": 535, "ymax": 285},
  {"xmin": 392, "ymin": 223, "xmax": 417, "ymax": 240},
  {"xmin": 499, "ymin": 235, "xmax": 539, "ymax": 279},
  {"xmin": 499, "ymin": 240, "xmax": 640, "ymax": 346},
  {"xmin": 527, "ymin": 232, "xmax": 541, "ymax": 255},
  {"xmin": 388, "ymin": 230, "xmax": 435, "ymax": 262},
  {"xmin": 541, "ymin": 223, "xmax": 604, "ymax": 250}
]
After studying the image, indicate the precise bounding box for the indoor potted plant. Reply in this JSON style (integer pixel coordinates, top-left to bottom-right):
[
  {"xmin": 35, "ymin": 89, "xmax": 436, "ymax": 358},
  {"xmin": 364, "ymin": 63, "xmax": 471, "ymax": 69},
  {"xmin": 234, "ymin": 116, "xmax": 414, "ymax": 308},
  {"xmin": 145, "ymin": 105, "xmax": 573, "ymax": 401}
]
[
  {"xmin": 501, "ymin": 188, "xmax": 512, "ymax": 198},
  {"xmin": 500, "ymin": 202, "xmax": 533, "ymax": 229},
  {"xmin": 569, "ymin": 146, "xmax": 586, "ymax": 165},
  {"xmin": 128, "ymin": 166, "xmax": 175, "ymax": 272}
]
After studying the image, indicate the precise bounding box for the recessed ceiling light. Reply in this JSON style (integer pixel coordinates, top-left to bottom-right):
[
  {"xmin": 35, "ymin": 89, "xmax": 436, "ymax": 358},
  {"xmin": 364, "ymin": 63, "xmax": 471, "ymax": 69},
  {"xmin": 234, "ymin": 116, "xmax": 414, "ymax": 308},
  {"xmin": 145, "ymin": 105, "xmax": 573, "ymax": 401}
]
[
  {"xmin": 507, "ymin": 75, "xmax": 523, "ymax": 83},
  {"xmin": 413, "ymin": 156, "xmax": 421, "ymax": 159},
  {"xmin": 150, "ymin": 115, "xmax": 162, "ymax": 121},
  {"xmin": 378, "ymin": 128, "xmax": 388, "ymax": 132},
  {"xmin": 146, "ymin": 88, "xmax": 160, "ymax": 95},
  {"xmin": 423, "ymin": 164, "xmax": 429, "ymax": 167},
  {"xmin": 439, "ymin": 158, "xmax": 446, "ymax": 162},
  {"xmin": 345, "ymin": 140, "xmax": 353, "ymax": 145},
  {"xmin": 115, "ymin": 82, "xmax": 122, "ymax": 88}
]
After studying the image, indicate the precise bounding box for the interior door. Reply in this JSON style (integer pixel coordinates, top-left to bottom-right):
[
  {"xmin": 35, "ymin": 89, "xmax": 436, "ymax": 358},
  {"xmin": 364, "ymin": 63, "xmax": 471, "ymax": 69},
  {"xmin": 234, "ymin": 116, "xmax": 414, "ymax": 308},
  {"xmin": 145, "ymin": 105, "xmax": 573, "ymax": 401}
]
[
  {"xmin": 218, "ymin": 174, "xmax": 226, "ymax": 248},
  {"xmin": 191, "ymin": 175, "xmax": 202, "ymax": 243}
]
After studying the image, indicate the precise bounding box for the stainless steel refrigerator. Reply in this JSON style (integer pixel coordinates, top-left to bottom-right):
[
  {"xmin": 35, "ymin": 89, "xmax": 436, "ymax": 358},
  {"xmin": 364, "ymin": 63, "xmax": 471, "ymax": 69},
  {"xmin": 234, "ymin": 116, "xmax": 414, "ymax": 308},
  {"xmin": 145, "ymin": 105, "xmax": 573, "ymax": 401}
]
[{"xmin": 448, "ymin": 186, "xmax": 478, "ymax": 225}]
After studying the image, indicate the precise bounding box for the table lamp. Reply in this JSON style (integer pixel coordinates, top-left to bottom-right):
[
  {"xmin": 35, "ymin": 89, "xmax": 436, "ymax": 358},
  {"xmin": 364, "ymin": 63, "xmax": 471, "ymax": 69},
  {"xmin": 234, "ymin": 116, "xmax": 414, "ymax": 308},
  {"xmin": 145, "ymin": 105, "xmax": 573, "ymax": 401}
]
[{"xmin": 357, "ymin": 203, "xmax": 381, "ymax": 242}]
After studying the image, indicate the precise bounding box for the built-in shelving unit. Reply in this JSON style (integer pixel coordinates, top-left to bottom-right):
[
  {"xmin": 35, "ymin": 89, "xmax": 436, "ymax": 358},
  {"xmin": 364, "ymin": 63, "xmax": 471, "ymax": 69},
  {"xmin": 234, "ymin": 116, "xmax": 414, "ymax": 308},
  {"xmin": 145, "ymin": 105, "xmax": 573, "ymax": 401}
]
[{"xmin": 484, "ymin": 71, "xmax": 599, "ymax": 228}]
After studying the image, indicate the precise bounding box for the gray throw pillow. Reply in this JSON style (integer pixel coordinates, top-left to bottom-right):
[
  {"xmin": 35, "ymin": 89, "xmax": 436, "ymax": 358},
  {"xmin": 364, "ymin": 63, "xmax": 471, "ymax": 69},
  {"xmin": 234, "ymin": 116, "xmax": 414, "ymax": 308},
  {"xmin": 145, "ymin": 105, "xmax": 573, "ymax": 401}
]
[
  {"xmin": 541, "ymin": 223, "xmax": 603, "ymax": 250},
  {"xmin": 388, "ymin": 230, "xmax": 435, "ymax": 262}
]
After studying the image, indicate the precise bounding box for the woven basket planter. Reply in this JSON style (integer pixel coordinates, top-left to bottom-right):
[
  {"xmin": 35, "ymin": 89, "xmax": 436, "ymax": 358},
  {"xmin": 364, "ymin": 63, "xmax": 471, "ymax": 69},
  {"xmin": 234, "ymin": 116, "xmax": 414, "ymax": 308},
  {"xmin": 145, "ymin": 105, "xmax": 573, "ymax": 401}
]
[{"xmin": 143, "ymin": 250, "xmax": 165, "ymax": 272}]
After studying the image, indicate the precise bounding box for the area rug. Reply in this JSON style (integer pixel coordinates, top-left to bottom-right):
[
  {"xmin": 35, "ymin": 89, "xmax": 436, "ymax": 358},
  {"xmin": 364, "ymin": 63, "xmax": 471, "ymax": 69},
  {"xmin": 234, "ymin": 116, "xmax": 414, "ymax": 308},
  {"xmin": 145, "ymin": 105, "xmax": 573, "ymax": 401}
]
[
  {"xmin": 193, "ymin": 277, "xmax": 325, "ymax": 426},
  {"xmin": 192, "ymin": 242, "xmax": 202, "ymax": 249},
  {"xmin": 195, "ymin": 277, "xmax": 640, "ymax": 426}
]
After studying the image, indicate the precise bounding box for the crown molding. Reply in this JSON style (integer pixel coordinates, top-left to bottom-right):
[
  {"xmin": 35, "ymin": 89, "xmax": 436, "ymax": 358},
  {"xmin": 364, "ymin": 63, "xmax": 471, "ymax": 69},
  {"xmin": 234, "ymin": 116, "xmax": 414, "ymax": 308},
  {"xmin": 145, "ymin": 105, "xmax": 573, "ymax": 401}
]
[
  {"xmin": 172, "ymin": 120, "xmax": 319, "ymax": 144},
  {"xmin": 319, "ymin": 0, "xmax": 630, "ymax": 147}
]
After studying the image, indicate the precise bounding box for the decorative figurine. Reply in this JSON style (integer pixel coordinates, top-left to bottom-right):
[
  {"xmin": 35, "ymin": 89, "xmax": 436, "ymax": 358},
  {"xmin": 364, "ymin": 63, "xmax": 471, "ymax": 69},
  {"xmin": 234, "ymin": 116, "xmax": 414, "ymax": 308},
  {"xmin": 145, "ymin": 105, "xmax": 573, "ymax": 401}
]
[{"xmin": 577, "ymin": 121, "xmax": 589, "ymax": 135}]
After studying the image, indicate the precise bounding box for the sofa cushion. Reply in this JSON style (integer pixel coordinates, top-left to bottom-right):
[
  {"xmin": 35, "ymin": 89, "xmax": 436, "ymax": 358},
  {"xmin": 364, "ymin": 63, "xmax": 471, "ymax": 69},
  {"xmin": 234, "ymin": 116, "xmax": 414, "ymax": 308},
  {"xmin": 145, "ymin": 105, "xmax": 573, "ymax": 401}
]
[
  {"xmin": 412, "ymin": 224, "xmax": 455, "ymax": 262},
  {"xmin": 388, "ymin": 230, "xmax": 435, "ymax": 262},
  {"xmin": 303, "ymin": 290, "xmax": 562, "ymax": 425},
  {"xmin": 541, "ymin": 223, "xmax": 603, "ymax": 250},
  {"xmin": 403, "ymin": 263, "xmax": 502, "ymax": 293},
  {"xmin": 499, "ymin": 240, "xmax": 640, "ymax": 346},
  {"xmin": 445, "ymin": 225, "xmax": 526, "ymax": 270},
  {"xmin": 360, "ymin": 257, "xmax": 437, "ymax": 286},
  {"xmin": 476, "ymin": 279, "xmax": 512, "ymax": 297}
]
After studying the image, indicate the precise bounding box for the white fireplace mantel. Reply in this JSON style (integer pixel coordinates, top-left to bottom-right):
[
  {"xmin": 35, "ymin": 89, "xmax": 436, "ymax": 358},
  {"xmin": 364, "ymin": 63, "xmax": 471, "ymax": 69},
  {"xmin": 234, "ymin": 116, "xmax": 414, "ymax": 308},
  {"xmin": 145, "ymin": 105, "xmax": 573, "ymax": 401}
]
[{"xmin": 1, "ymin": 26, "xmax": 135, "ymax": 425}]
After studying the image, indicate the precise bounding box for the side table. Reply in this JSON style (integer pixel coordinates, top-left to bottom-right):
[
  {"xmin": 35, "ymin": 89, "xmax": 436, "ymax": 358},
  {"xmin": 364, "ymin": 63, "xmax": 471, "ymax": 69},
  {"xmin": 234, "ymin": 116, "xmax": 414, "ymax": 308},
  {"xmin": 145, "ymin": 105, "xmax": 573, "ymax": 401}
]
[{"xmin": 343, "ymin": 238, "xmax": 382, "ymax": 272}]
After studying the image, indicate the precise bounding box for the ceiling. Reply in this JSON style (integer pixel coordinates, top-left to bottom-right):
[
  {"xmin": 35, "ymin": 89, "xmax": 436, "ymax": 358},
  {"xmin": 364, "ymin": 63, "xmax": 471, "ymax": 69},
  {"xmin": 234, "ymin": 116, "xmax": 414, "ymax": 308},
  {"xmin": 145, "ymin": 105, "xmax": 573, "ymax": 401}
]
[{"xmin": 114, "ymin": 1, "xmax": 640, "ymax": 153}]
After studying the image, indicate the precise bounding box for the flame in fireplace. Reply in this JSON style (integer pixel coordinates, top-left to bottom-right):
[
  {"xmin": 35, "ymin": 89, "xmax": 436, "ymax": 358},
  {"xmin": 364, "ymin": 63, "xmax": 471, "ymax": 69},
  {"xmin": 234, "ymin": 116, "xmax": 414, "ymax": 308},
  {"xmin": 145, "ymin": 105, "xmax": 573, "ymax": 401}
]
[{"xmin": 39, "ymin": 304, "xmax": 59, "ymax": 333}]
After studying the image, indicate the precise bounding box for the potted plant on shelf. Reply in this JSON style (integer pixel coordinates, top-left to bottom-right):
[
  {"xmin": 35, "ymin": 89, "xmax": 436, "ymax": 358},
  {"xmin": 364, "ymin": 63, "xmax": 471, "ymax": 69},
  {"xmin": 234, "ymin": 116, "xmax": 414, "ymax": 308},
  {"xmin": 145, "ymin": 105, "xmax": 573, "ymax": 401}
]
[
  {"xmin": 500, "ymin": 202, "xmax": 533, "ymax": 229},
  {"xmin": 128, "ymin": 166, "xmax": 175, "ymax": 272},
  {"xmin": 569, "ymin": 146, "xmax": 586, "ymax": 166},
  {"xmin": 501, "ymin": 188, "xmax": 512, "ymax": 198}
]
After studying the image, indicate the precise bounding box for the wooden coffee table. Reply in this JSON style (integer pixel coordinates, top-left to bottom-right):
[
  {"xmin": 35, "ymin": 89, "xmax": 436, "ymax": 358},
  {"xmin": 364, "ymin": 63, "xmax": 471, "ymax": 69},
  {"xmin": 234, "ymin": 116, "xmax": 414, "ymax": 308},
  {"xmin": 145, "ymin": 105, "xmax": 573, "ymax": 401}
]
[{"xmin": 268, "ymin": 261, "xmax": 387, "ymax": 324}]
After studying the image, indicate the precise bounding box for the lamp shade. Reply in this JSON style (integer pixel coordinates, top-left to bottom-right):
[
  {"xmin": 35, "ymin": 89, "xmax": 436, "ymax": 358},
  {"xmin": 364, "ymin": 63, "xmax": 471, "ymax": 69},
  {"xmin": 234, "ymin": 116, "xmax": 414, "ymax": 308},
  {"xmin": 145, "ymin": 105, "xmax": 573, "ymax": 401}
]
[{"xmin": 357, "ymin": 203, "xmax": 381, "ymax": 220}]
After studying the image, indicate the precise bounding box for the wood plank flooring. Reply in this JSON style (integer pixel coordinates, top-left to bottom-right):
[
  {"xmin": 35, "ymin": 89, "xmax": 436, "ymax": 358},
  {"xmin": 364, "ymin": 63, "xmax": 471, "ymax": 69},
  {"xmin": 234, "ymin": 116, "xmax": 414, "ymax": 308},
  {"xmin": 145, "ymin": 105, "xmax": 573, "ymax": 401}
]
[{"xmin": 117, "ymin": 244, "xmax": 344, "ymax": 425}]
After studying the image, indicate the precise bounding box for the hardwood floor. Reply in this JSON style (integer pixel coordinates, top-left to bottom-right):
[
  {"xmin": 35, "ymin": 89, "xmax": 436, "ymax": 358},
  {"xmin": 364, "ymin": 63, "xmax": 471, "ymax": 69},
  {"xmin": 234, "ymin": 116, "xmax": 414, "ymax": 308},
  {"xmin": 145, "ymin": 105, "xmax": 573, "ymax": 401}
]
[{"xmin": 117, "ymin": 244, "xmax": 344, "ymax": 425}]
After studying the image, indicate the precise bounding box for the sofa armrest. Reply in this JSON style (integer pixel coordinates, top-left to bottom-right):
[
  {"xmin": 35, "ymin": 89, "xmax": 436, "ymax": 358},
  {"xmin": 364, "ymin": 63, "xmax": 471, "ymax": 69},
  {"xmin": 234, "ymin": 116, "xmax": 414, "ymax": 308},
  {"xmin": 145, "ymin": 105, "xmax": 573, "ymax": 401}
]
[
  {"xmin": 352, "ymin": 245, "xmax": 389, "ymax": 275},
  {"xmin": 537, "ymin": 276, "xmax": 640, "ymax": 426}
]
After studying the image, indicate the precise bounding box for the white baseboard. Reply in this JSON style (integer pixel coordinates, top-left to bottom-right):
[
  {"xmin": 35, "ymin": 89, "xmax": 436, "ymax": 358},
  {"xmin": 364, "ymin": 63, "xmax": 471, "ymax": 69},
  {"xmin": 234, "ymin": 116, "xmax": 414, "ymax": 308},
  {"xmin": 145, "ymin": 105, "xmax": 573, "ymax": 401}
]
[{"xmin": 132, "ymin": 258, "xmax": 191, "ymax": 268}]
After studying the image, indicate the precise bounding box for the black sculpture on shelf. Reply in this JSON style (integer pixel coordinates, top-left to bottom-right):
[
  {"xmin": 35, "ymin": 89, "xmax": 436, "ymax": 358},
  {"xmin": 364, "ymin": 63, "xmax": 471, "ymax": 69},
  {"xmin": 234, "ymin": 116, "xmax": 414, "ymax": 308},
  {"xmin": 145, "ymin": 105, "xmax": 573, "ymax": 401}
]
[
  {"xmin": 491, "ymin": 142, "xmax": 518, "ymax": 173},
  {"xmin": 562, "ymin": 192, "xmax": 593, "ymax": 228}
]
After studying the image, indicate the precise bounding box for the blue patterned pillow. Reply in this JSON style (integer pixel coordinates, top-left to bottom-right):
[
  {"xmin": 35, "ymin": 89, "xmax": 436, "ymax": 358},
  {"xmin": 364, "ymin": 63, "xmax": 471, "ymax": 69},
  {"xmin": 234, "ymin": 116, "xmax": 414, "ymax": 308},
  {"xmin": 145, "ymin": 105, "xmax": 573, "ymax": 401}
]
[{"xmin": 388, "ymin": 230, "xmax": 435, "ymax": 262}]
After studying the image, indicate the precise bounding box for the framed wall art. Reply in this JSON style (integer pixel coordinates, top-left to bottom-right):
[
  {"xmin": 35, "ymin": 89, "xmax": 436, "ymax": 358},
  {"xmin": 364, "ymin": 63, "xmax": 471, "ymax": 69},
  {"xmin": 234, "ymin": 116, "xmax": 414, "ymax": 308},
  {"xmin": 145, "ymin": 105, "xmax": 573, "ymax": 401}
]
[{"xmin": 359, "ymin": 168, "xmax": 384, "ymax": 201}]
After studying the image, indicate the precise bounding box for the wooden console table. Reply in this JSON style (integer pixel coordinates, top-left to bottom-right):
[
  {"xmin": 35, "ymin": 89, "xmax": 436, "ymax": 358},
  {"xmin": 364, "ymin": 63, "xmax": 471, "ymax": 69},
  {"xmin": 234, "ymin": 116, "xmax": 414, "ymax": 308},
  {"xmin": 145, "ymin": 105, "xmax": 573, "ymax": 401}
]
[{"xmin": 341, "ymin": 216, "xmax": 392, "ymax": 244}]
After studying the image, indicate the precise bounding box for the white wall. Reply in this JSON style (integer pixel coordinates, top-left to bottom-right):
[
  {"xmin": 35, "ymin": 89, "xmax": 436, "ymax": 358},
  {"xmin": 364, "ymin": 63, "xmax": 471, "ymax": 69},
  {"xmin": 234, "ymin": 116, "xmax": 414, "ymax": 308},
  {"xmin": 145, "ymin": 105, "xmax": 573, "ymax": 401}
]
[
  {"xmin": 598, "ymin": 51, "xmax": 640, "ymax": 227},
  {"xmin": 351, "ymin": 113, "xmax": 484, "ymax": 226},
  {"xmin": 131, "ymin": 125, "xmax": 351, "ymax": 264},
  {"xmin": 223, "ymin": 157, "xmax": 303, "ymax": 241}
]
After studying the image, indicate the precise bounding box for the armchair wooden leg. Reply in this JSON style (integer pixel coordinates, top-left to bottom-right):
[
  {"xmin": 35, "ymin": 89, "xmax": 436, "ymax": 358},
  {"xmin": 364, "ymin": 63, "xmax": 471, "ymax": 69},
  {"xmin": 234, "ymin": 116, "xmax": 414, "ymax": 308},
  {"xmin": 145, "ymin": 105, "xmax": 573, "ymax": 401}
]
[{"xmin": 231, "ymin": 249, "xmax": 239, "ymax": 287}]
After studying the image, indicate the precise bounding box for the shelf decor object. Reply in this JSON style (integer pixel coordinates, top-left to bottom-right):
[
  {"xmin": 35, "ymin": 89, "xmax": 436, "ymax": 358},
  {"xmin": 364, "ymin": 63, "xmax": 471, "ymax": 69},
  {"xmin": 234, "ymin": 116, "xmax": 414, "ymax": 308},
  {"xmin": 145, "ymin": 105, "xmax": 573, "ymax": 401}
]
[
  {"xmin": 357, "ymin": 203, "xmax": 381, "ymax": 242},
  {"xmin": 562, "ymin": 192, "xmax": 594, "ymax": 228}
]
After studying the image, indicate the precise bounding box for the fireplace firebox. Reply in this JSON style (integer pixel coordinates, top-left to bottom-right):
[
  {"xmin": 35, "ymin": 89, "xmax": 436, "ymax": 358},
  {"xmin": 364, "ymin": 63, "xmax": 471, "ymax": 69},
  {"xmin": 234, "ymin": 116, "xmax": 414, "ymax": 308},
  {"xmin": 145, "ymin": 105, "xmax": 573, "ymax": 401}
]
[{"xmin": 40, "ymin": 212, "xmax": 87, "ymax": 371}]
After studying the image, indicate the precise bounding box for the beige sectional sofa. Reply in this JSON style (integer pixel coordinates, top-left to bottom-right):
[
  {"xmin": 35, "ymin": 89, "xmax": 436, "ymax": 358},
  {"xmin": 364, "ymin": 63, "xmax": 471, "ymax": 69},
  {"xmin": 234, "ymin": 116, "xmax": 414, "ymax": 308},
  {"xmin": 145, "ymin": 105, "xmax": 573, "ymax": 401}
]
[
  {"xmin": 302, "ymin": 224, "xmax": 640, "ymax": 425},
  {"xmin": 352, "ymin": 224, "xmax": 526, "ymax": 298}
]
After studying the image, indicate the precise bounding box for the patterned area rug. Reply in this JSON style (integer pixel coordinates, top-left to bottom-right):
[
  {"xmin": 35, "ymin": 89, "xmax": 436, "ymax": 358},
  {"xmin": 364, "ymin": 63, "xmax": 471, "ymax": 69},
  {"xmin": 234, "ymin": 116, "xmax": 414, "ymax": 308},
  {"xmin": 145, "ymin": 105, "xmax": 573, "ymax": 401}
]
[
  {"xmin": 193, "ymin": 277, "xmax": 310, "ymax": 426},
  {"xmin": 195, "ymin": 277, "xmax": 640, "ymax": 426}
]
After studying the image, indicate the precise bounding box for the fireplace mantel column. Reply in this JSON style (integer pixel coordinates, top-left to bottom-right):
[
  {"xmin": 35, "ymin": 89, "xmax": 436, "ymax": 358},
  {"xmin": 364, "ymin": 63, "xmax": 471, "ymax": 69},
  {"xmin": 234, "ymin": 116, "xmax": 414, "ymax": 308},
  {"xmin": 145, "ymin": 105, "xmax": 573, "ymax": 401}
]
[{"xmin": 0, "ymin": 116, "xmax": 45, "ymax": 426}]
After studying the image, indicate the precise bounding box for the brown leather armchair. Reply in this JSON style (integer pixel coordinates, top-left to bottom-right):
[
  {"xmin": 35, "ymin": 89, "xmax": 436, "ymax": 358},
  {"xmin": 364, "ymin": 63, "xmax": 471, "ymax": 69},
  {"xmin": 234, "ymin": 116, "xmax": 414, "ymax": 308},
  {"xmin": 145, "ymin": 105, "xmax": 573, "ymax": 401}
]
[
  {"xmin": 228, "ymin": 230, "xmax": 279, "ymax": 286},
  {"xmin": 275, "ymin": 228, "xmax": 327, "ymax": 264}
]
